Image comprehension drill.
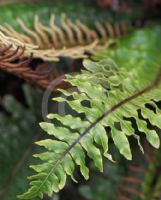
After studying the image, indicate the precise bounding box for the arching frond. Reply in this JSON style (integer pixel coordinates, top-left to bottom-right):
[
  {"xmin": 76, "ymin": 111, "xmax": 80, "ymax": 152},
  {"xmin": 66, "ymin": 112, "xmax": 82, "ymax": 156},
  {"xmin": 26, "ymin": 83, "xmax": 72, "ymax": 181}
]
[
  {"xmin": 18, "ymin": 25, "xmax": 161, "ymax": 199},
  {"xmin": 0, "ymin": 15, "xmax": 132, "ymax": 61}
]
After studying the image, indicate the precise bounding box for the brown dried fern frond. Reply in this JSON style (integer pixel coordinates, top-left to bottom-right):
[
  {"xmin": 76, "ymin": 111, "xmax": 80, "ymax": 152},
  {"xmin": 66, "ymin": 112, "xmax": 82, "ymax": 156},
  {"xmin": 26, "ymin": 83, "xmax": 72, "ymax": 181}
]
[
  {"xmin": 117, "ymin": 142, "xmax": 159, "ymax": 200},
  {"xmin": 0, "ymin": 45, "xmax": 50, "ymax": 89},
  {"xmin": 0, "ymin": 29, "xmax": 38, "ymax": 55},
  {"xmin": 117, "ymin": 144, "xmax": 152, "ymax": 200},
  {"xmin": 0, "ymin": 14, "xmax": 131, "ymax": 61},
  {"xmin": 117, "ymin": 165, "xmax": 146, "ymax": 200}
]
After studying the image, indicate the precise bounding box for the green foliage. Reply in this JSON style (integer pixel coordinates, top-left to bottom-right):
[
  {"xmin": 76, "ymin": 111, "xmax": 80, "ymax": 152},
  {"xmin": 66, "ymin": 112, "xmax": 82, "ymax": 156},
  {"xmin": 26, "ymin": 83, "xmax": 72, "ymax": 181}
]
[
  {"xmin": 19, "ymin": 25, "xmax": 161, "ymax": 199},
  {"xmin": 0, "ymin": 0, "xmax": 115, "ymax": 29},
  {"xmin": 0, "ymin": 0, "xmax": 142, "ymax": 31},
  {"xmin": 142, "ymin": 148, "xmax": 161, "ymax": 200},
  {"xmin": 79, "ymin": 145, "xmax": 127, "ymax": 200},
  {"xmin": 0, "ymin": 85, "xmax": 43, "ymax": 200}
]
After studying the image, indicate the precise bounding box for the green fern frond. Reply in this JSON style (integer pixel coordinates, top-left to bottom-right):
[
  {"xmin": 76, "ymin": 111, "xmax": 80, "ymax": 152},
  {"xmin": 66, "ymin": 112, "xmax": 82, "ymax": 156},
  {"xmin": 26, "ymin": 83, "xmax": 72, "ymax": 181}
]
[{"xmin": 18, "ymin": 25, "xmax": 161, "ymax": 199}]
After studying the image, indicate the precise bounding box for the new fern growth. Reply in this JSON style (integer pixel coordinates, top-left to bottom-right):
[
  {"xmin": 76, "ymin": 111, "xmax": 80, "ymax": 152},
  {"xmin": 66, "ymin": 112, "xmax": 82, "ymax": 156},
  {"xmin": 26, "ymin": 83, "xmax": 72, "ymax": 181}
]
[{"xmin": 19, "ymin": 25, "xmax": 161, "ymax": 199}]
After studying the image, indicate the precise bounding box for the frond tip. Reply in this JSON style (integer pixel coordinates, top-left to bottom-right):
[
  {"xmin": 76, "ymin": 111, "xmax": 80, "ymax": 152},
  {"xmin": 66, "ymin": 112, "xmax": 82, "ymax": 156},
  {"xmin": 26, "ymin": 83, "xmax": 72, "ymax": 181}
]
[{"xmin": 18, "ymin": 26, "xmax": 161, "ymax": 199}]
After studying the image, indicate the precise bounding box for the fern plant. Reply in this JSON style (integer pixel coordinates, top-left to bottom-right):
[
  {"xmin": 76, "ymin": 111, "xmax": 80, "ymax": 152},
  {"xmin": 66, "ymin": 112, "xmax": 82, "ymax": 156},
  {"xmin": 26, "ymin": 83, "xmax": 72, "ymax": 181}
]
[{"xmin": 18, "ymin": 25, "xmax": 161, "ymax": 199}]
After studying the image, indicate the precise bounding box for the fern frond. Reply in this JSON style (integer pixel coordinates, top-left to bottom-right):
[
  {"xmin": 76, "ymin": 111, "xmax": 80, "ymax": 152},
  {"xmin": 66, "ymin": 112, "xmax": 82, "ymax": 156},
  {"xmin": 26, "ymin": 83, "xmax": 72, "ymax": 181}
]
[
  {"xmin": 0, "ymin": 28, "xmax": 37, "ymax": 51},
  {"xmin": 118, "ymin": 143, "xmax": 161, "ymax": 200},
  {"xmin": 19, "ymin": 26, "xmax": 161, "ymax": 199},
  {"xmin": 118, "ymin": 165, "xmax": 146, "ymax": 199},
  {"xmin": 0, "ymin": 14, "xmax": 131, "ymax": 61},
  {"xmin": 0, "ymin": 45, "xmax": 50, "ymax": 88}
]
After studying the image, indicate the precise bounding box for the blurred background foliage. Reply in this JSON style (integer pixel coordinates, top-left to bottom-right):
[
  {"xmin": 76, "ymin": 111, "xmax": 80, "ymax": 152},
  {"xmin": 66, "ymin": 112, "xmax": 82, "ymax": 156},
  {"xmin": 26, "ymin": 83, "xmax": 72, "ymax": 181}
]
[{"xmin": 0, "ymin": 0, "xmax": 161, "ymax": 200}]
